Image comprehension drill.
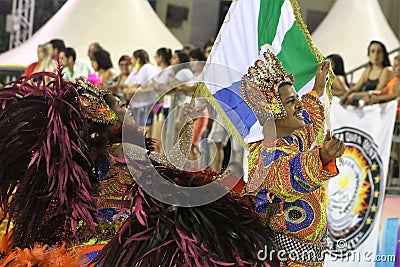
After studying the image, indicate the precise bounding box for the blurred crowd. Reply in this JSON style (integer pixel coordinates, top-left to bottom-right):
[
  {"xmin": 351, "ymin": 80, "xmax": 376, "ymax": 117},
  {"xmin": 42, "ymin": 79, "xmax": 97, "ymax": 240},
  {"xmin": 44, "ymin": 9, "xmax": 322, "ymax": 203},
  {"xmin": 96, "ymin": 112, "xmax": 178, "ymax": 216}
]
[
  {"xmin": 20, "ymin": 38, "xmax": 243, "ymax": 176},
  {"xmin": 17, "ymin": 38, "xmax": 400, "ymax": 179}
]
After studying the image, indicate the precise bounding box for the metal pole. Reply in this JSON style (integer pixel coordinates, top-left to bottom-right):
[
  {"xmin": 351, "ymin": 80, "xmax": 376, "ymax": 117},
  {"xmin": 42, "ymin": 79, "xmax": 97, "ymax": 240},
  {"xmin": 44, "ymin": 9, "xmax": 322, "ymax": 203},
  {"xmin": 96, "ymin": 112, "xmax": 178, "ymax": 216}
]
[{"xmin": 8, "ymin": 0, "xmax": 35, "ymax": 49}]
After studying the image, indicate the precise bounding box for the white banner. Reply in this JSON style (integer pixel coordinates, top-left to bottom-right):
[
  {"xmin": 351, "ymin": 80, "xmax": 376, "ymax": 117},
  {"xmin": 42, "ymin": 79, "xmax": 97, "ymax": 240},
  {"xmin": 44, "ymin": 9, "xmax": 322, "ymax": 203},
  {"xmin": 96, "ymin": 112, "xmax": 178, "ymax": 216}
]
[{"xmin": 325, "ymin": 97, "xmax": 397, "ymax": 266}]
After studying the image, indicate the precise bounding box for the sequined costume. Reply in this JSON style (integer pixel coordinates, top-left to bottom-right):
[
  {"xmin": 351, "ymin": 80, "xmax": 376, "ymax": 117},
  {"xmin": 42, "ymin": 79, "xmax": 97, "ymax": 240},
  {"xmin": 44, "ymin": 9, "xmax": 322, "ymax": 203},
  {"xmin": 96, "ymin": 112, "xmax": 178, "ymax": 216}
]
[
  {"xmin": 77, "ymin": 122, "xmax": 194, "ymax": 248},
  {"xmin": 84, "ymin": 88, "xmax": 278, "ymax": 266},
  {"xmin": 241, "ymin": 51, "xmax": 339, "ymax": 267},
  {"xmin": 73, "ymin": 77, "xmax": 194, "ymax": 251},
  {"xmin": 93, "ymin": 162, "xmax": 278, "ymax": 267},
  {"xmin": 87, "ymin": 111, "xmax": 280, "ymax": 266},
  {"xmin": 248, "ymin": 92, "xmax": 337, "ymax": 266}
]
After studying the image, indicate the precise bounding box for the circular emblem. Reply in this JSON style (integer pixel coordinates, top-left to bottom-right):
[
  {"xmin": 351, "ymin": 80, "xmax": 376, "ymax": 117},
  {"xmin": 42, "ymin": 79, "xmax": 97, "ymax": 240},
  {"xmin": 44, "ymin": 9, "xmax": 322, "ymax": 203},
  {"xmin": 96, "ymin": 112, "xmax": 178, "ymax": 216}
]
[{"xmin": 327, "ymin": 127, "xmax": 383, "ymax": 257}]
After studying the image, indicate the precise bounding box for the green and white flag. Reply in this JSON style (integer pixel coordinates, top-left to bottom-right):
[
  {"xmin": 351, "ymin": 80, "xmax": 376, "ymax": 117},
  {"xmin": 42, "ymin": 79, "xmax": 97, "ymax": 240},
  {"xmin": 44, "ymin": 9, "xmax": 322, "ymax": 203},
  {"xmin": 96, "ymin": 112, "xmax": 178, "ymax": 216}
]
[{"xmin": 202, "ymin": 0, "xmax": 333, "ymax": 144}]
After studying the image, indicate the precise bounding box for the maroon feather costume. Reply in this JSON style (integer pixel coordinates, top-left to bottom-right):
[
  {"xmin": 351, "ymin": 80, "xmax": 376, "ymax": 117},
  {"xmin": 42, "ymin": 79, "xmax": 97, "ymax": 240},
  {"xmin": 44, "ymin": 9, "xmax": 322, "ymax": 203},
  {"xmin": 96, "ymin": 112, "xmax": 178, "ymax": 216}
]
[{"xmin": 0, "ymin": 71, "xmax": 97, "ymax": 250}]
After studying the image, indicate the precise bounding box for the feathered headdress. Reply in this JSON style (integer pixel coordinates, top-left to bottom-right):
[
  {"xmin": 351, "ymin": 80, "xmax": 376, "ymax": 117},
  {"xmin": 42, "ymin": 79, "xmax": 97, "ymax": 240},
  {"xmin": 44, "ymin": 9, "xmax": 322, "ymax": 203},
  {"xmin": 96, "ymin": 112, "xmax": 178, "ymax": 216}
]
[
  {"xmin": 0, "ymin": 69, "xmax": 96, "ymax": 249},
  {"xmin": 240, "ymin": 50, "xmax": 295, "ymax": 120}
]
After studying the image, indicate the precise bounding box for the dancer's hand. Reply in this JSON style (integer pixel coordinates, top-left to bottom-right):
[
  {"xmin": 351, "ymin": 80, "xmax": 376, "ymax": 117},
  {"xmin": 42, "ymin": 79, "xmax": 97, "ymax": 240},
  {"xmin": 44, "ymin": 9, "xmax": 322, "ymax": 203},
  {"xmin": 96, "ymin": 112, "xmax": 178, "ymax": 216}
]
[
  {"xmin": 320, "ymin": 130, "xmax": 345, "ymax": 167},
  {"xmin": 181, "ymin": 103, "xmax": 206, "ymax": 124}
]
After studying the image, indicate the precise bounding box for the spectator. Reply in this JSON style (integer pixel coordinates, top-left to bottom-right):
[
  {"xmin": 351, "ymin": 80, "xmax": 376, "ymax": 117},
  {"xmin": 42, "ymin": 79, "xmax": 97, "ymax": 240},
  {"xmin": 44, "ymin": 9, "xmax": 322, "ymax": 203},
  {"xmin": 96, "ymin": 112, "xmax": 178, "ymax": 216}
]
[
  {"xmin": 151, "ymin": 47, "xmax": 174, "ymax": 151},
  {"xmin": 364, "ymin": 54, "xmax": 400, "ymax": 183},
  {"xmin": 59, "ymin": 47, "xmax": 92, "ymax": 81},
  {"xmin": 163, "ymin": 50, "xmax": 194, "ymax": 99},
  {"xmin": 203, "ymin": 39, "xmax": 214, "ymax": 59},
  {"xmin": 87, "ymin": 42, "xmax": 106, "ymax": 61},
  {"xmin": 23, "ymin": 43, "xmax": 53, "ymax": 76},
  {"xmin": 364, "ymin": 54, "xmax": 400, "ymax": 106},
  {"xmin": 326, "ymin": 54, "xmax": 350, "ymax": 97},
  {"xmin": 182, "ymin": 44, "xmax": 195, "ymax": 55},
  {"xmin": 172, "ymin": 48, "xmax": 209, "ymax": 164},
  {"xmin": 153, "ymin": 47, "xmax": 173, "ymax": 87},
  {"xmin": 90, "ymin": 49, "xmax": 118, "ymax": 85},
  {"xmin": 341, "ymin": 40, "xmax": 391, "ymax": 107},
  {"xmin": 160, "ymin": 50, "xmax": 194, "ymax": 157},
  {"xmin": 49, "ymin": 38, "xmax": 66, "ymax": 59},
  {"xmin": 24, "ymin": 43, "xmax": 55, "ymax": 83},
  {"xmin": 106, "ymin": 55, "xmax": 132, "ymax": 103},
  {"xmin": 170, "ymin": 50, "xmax": 193, "ymax": 84},
  {"xmin": 123, "ymin": 49, "xmax": 159, "ymax": 129}
]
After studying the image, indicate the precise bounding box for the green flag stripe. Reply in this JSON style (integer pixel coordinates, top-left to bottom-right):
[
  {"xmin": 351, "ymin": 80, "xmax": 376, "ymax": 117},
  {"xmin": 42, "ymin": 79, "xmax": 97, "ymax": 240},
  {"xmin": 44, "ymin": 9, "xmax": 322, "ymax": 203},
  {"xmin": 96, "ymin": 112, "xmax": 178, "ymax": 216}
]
[
  {"xmin": 257, "ymin": 0, "xmax": 285, "ymax": 50},
  {"xmin": 258, "ymin": 0, "xmax": 319, "ymax": 91},
  {"xmin": 277, "ymin": 23, "xmax": 319, "ymax": 91}
]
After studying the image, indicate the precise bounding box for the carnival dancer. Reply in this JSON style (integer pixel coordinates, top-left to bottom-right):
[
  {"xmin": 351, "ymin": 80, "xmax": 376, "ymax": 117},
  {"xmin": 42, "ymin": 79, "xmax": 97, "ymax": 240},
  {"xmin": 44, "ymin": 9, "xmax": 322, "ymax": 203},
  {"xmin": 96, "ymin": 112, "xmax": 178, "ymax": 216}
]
[
  {"xmin": 242, "ymin": 50, "xmax": 345, "ymax": 267},
  {"xmin": 0, "ymin": 73, "xmax": 195, "ymax": 265},
  {"xmin": 72, "ymin": 76, "xmax": 195, "ymax": 251},
  {"xmin": 0, "ymin": 71, "xmax": 97, "ymax": 265},
  {"xmin": 88, "ymin": 93, "xmax": 278, "ymax": 266}
]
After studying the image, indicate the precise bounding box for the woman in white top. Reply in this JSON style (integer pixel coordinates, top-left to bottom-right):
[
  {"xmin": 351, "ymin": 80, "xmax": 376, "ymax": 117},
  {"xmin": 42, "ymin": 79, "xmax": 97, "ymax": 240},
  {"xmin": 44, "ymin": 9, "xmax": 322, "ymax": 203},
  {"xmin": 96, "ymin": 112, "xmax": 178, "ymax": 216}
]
[
  {"xmin": 151, "ymin": 47, "xmax": 174, "ymax": 152},
  {"xmin": 123, "ymin": 49, "xmax": 159, "ymax": 129},
  {"xmin": 158, "ymin": 50, "xmax": 194, "ymax": 110}
]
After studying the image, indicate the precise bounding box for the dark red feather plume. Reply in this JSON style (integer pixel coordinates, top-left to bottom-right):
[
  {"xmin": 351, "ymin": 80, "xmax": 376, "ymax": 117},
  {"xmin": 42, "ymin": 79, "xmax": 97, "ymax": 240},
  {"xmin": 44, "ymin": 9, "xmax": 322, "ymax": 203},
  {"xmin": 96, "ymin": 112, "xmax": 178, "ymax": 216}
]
[
  {"xmin": 0, "ymin": 70, "xmax": 97, "ymax": 248},
  {"xmin": 94, "ymin": 162, "xmax": 279, "ymax": 267}
]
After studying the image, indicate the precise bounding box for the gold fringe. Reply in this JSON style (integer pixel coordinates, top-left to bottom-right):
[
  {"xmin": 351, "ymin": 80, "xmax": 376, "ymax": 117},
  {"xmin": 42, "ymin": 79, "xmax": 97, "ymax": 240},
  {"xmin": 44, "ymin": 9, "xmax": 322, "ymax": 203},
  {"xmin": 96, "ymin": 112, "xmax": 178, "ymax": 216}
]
[
  {"xmin": 190, "ymin": 83, "xmax": 201, "ymax": 106},
  {"xmin": 289, "ymin": 0, "xmax": 335, "ymax": 145}
]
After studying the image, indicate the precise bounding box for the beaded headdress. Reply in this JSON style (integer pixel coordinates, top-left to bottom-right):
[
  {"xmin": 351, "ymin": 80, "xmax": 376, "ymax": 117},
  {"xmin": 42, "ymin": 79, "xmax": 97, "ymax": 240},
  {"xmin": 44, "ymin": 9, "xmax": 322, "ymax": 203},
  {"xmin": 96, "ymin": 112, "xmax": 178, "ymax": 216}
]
[
  {"xmin": 74, "ymin": 77, "xmax": 119, "ymax": 124},
  {"xmin": 240, "ymin": 50, "xmax": 295, "ymax": 120}
]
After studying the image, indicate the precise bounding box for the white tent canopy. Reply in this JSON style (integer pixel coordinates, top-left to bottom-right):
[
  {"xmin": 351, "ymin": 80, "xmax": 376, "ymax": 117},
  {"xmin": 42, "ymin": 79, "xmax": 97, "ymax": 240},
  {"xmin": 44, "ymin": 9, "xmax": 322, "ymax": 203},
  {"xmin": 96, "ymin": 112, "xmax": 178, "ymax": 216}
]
[
  {"xmin": 312, "ymin": 0, "xmax": 399, "ymax": 81},
  {"xmin": 0, "ymin": 0, "xmax": 182, "ymax": 67}
]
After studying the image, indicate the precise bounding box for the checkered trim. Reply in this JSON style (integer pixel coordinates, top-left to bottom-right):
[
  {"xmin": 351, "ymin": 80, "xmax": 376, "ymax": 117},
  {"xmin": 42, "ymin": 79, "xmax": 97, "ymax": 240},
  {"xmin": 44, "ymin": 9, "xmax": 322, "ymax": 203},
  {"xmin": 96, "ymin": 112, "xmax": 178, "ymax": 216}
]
[{"xmin": 273, "ymin": 232, "xmax": 328, "ymax": 265}]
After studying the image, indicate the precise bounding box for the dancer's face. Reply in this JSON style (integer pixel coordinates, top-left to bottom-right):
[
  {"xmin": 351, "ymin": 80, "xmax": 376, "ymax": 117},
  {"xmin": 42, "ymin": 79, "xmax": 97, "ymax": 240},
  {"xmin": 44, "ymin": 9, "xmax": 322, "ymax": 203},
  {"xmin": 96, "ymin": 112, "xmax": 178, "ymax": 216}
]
[
  {"xmin": 105, "ymin": 95, "xmax": 134, "ymax": 127},
  {"xmin": 112, "ymin": 97, "xmax": 132, "ymax": 123},
  {"xmin": 275, "ymin": 84, "xmax": 305, "ymax": 136}
]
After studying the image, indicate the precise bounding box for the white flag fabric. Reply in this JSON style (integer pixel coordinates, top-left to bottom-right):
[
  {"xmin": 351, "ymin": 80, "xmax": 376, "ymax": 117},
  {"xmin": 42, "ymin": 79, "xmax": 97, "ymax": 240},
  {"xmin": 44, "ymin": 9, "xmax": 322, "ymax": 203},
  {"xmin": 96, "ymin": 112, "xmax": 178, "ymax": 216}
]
[
  {"xmin": 325, "ymin": 97, "xmax": 397, "ymax": 266},
  {"xmin": 201, "ymin": 0, "xmax": 330, "ymax": 146}
]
